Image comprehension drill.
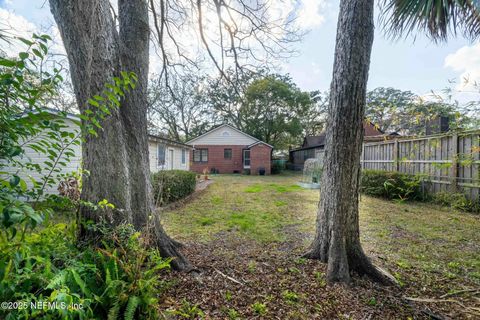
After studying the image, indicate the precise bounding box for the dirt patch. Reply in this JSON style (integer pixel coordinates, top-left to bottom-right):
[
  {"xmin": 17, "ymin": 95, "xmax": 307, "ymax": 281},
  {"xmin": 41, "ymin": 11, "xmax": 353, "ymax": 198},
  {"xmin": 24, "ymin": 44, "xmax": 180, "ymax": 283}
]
[
  {"xmin": 161, "ymin": 231, "xmax": 435, "ymax": 319},
  {"xmin": 196, "ymin": 179, "xmax": 214, "ymax": 192}
]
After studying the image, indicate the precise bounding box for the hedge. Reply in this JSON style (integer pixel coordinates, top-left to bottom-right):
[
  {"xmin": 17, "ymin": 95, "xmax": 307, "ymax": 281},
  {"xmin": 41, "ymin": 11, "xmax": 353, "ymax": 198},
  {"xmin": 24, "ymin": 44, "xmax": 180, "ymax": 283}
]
[
  {"xmin": 360, "ymin": 169, "xmax": 424, "ymax": 201},
  {"xmin": 152, "ymin": 170, "xmax": 197, "ymax": 205},
  {"xmin": 431, "ymin": 191, "xmax": 480, "ymax": 213}
]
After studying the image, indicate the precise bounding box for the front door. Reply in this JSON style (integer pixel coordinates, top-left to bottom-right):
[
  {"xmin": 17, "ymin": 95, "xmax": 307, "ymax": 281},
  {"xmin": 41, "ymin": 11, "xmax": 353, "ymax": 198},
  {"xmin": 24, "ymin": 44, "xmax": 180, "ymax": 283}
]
[
  {"xmin": 169, "ymin": 149, "xmax": 174, "ymax": 170},
  {"xmin": 243, "ymin": 149, "xmax": 251, "ymax": 169}
]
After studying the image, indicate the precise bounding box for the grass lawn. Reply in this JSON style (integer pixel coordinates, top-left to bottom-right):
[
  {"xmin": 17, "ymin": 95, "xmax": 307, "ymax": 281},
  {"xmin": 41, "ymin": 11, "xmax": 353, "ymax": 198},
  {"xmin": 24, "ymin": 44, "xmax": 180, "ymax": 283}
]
[{"xmin": 162, "ymin": 172, "xmax": 479, "ymax": 319}]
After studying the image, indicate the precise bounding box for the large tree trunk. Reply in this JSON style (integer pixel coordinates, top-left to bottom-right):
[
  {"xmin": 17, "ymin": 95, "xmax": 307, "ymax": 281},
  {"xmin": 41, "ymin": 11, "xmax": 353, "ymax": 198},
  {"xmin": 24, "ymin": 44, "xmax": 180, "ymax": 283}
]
[
  {"xmin": 49, "ymin": 0, "xmax": 190, "ymax": 270},
  {"xmin": 304, "ymin": 0, "xmax": 392, "ymax": 284}
]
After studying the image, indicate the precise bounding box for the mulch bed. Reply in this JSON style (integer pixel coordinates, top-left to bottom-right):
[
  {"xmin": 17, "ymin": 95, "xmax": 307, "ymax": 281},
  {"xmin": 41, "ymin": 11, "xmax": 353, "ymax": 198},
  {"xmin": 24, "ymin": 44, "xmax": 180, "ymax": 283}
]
[{"xmin": 159, "ymin": 228, "xmax": 456, "ymax": 319}]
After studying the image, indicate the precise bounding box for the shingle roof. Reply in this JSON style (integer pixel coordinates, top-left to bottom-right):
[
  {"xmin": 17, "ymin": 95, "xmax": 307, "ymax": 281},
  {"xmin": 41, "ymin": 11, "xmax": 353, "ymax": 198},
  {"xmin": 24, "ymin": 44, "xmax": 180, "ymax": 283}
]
[
  {"xmin": 292, "ymin": 121, "xmax": 384, "ymax": 152},
  {"xmin": 302, "ymin": 134, "xmax": 326, "ymax": 148}
]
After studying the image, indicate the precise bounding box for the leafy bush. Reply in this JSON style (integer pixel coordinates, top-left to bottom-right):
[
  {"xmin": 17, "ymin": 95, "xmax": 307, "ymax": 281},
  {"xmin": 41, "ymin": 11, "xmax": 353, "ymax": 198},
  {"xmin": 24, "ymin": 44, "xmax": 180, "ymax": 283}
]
[
  {"xmin": 0, "ymin": 34, "xmax": 167, "ymax": 319},
  {"xmin": 360, "ymin": 170, "xmax": 424, "ymax": 202},
  {"xmin": 152, "ymin": 170, "xmax": 197, "ymax": 205},
  {"xmin": 432, "ymin": 192, "xmax": 480, "ymax": 213},
  {"xmin": 0, "ymin": 223, "xmax": 171, "ymax": 320},
  {"xmin": 271, "ymin": 160, "xmax": 285, "ymax": 174}
]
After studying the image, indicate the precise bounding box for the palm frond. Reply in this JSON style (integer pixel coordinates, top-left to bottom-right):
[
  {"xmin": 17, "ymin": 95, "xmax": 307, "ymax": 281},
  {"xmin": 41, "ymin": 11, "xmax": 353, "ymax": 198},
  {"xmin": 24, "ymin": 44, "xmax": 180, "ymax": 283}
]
[{"xmin": 380, "ymin": 0, "xmax": 480, "ymax": 42}]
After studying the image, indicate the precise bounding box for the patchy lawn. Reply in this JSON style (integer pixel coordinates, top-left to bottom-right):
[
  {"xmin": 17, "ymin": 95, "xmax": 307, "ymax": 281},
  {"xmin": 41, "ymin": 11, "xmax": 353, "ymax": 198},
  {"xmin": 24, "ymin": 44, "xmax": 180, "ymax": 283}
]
[{"xmin": 161, "ymin": 173, "xmax": 480, "ymax": 319}]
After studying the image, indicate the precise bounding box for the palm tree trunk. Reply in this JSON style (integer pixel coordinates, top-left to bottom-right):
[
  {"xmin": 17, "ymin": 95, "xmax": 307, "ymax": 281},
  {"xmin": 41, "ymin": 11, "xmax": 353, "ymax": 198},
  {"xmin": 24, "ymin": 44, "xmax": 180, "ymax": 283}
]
[
  {"xmin": 49, "ymin": 0, "xmax": 190, "ymax": 270},
  {"xmin": 304, "ymin": 0, "xmax": 392, "ymax": 285}
]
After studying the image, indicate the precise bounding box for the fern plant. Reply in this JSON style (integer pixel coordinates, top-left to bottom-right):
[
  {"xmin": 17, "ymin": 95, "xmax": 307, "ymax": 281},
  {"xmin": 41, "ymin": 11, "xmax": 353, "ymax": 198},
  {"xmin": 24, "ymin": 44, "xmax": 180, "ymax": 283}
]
[{"xmin": 1, "ymin": 34, "xmax": 170, "ymax": 320}]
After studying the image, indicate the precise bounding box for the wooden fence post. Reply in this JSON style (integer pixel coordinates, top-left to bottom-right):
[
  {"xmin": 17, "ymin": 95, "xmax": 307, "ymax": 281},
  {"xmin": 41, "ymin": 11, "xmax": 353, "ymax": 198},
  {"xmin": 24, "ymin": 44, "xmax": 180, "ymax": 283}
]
[
  {"xmin": 362, "ymin": 144, "xmax": 365, "ymax": 170},
  {"xmin": 450, "ymin": 133, "xmax": 459, "ymax": 192},
  {"xmin": 393, "ymin": 139, "xmax": 399, "ymax": 172}
]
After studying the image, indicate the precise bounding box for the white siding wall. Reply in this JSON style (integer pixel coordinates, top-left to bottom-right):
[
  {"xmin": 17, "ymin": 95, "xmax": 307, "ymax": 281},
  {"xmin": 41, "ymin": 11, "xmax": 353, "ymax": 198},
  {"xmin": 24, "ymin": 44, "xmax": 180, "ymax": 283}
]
[
  {"xmin": 148, "ymin": 141, "xmax": 190, "ymax": 173},
  {"xmin": 4, "ymin": 118, "xmax": 82, "ymax": 195},
  {"xmin": 5, "ymin": 115, "xmax": 191, "ymax": 196},
  {"xmin": 188, "ymin": 125, "xmax": 257, "ymax": 146}
]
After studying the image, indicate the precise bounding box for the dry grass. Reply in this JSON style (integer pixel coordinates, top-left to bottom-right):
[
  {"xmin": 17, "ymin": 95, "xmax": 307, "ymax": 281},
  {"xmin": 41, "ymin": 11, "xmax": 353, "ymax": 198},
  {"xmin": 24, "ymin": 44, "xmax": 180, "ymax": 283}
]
[{"xmin": 162, "ymin": 172, "xmax": 480, "ymax": 318}]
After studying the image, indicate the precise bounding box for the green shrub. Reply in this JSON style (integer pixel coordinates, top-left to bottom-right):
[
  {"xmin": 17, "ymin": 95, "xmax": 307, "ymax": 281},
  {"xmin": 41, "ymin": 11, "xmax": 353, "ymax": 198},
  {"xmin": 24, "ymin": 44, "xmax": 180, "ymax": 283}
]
[
  {"xmin": 432, "ymin": 192, "xmax": 480, "ymax": 213},
  {"xmin": 271, "ymin": 160, "xmax": 286, "ymax": 174},
  {"xmin": 152, "ymin": 170, "xmax": 197, "ymax": 205},
  {"xmin": 0, "ymin": 34, "xmax": 169, "ymax": 320},
  {"xmin": 360, "ymin": 170, "xmax": 424, "ymax": 202},
  {"xmin": 0, "ymin": 223, "xmax": 171, "ymax": 320}
]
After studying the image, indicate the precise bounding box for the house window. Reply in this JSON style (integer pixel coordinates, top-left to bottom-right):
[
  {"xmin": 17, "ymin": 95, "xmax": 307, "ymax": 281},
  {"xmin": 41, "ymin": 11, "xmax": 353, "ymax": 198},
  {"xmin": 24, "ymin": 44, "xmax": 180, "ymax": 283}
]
[
  {"xmin": 201, "ymin": 149, "xmax": 208, "ymax": 162},
  {"xmin": 157, "ymin": 144, "xmax": 166, "ymax": 166},
  {"xmin": 193, "ymin": 148, "xmax": 208, "ymax": 162},
  {"xmin": 222, "ymin": 131, "xmax": 230, "ymax": 137},
  {"xmin": 224, "ymin": 148, "xmax": 232, "ymax": 159},
  {"xmin": 181, "ymin": 149, "xmax": 186, "ymax": 164}
]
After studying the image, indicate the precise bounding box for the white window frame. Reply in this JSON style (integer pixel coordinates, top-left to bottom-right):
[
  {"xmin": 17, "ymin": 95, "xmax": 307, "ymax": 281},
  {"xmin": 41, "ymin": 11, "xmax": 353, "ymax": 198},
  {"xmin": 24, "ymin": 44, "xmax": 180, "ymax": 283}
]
[
  {"xmin": 157, "ymin": 144, "xmax": 166, "ymax": 167},
  {"xmin": 193, "ymin": 148, "xmax": 208, "ymax": 163},
  {"xmin": 181, "ymin": 149, "xmax": 186, "ymax": 164},
  {"xmin": 243, "ymin": 149, "xmax": 251, "ymax": 168}
]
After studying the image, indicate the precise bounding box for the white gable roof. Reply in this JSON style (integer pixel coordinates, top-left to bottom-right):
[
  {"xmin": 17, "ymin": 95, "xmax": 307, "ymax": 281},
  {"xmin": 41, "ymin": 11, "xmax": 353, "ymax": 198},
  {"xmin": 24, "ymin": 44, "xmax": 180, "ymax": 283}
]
[
  {"xmin": 186, "ymin": 124, "xmax": 261, "ymax": 146},
  {"xmin": 247, "ymin": 140, "xmax": 273, "ymax": 149}
]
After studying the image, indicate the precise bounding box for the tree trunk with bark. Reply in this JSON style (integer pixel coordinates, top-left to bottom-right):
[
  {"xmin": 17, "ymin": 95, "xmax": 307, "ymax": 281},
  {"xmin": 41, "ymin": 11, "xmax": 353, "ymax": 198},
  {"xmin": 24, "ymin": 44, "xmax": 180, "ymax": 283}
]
[
  {"xmin": 49, "ymin": 0, "xmax": 190, "ymax": 270},
  {"xmin": 304, "ymin": 0, "xmax": 393, "ymax": 285}
]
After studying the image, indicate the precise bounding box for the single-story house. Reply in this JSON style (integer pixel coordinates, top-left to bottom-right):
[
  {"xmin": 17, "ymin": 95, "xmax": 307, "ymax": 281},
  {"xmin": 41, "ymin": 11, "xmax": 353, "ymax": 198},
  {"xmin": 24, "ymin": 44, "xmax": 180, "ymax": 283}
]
[
  {"xmin": 186, "ymin": 124, "xmax": 273, "ymax": 175},
  {"xmin": 289, "ymin": 121, "xmax": 384, "ymax": 170},
  {"xmin": 4, "ymin": 109, "xmax": 191, "ymax": 195},
  {"xmin": 148, "ymin": 134, "xmax": 193, "ymax": 173}
]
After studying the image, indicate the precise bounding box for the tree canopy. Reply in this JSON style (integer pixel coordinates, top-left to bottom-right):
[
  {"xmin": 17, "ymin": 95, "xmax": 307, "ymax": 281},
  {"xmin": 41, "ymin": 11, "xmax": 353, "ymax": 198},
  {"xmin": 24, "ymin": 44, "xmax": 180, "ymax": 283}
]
[
  {"xmin": 237, "ymin": 75, "xmax": 316, "ymax": 149},
  {"xmin": 366, "ymin": 87, "xmax": 478, "ymax": 135},
  {"xmin": 148, "ymin": 70, "xmax": 322, "ymax": 149}
]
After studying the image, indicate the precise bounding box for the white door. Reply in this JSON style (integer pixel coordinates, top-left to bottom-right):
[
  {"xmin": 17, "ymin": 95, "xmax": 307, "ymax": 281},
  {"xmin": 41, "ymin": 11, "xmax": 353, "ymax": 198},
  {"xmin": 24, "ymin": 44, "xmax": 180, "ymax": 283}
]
[
  {"xmin": 243, "ymin": 150, "xmax": 251, "ymax": 168},
  {"xmin": 169, "ymin": 150, "xmax": 174, "ymax": 170}
]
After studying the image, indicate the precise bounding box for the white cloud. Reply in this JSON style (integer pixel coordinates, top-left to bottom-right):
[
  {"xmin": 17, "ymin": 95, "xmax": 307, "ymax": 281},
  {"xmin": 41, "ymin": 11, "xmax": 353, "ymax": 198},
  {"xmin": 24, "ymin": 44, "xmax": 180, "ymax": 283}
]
[
  {"xmin": 0, "ymin": 8, "xmax": 67, "ymax": 64},
  {"xmin": 269, "ymin": 0, "xmax": 327, "ymax": 30},
  {"xmin": 296, "ymin": 0, "xmax": 326, "ymax": 29},
  {"xmin": 311, "ymin": 62, "xmax": 321, "ymax": 75},
  {"xmin": 444, "ymin": 42, "xmax": 480, "ymax": 90},
  {"xmin": 0, "ymin": 8, "xmax": 39, "ymax": 56}
]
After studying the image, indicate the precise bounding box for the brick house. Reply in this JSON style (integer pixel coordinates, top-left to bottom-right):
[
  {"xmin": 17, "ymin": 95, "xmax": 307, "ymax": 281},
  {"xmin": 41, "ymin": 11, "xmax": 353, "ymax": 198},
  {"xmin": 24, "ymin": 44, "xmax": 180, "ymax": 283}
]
[{"xmin": 186, "ymin": 124, "xmax": 273, "ymax": 175}]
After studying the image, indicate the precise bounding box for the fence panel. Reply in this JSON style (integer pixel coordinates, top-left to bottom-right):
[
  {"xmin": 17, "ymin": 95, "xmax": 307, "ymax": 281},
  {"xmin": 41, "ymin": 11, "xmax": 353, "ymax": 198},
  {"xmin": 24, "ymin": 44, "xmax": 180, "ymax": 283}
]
[{"xmin": 361, "ymin": 130, "xmax": 480, "ymax": 200}]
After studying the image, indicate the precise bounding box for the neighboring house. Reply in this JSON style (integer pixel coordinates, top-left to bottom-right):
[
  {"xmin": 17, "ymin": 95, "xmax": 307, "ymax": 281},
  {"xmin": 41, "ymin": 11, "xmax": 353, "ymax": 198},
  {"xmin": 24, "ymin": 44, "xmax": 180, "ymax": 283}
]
[
  {"xmin": 289, "ymin": 121, "xmax": 385, "ymax": 170},
  {"xmin": 148, "ymin": 135, "xmax": 192, "ymax": 172},
  {"xmin": 4, "ymin": 109, "xmax": 191, "ymax": 195},
  {"xmin": 186, "ymin": 124, "xmax": 273, "ymax": 175},
  {"xmin": 2, "ymin": 110, "xmax": 82, "ymax": 195}
]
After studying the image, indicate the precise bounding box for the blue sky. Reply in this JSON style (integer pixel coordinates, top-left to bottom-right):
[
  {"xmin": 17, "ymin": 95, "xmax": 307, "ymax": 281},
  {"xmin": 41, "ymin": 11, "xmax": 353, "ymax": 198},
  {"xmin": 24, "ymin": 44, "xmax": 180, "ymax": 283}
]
[
  {"xmin": 282, "ymin": 2, "xmax": 478, "ymax": 96},
  {"xmin": 1, "ymin": 0, "xmax": 478, "ymax": 98}
]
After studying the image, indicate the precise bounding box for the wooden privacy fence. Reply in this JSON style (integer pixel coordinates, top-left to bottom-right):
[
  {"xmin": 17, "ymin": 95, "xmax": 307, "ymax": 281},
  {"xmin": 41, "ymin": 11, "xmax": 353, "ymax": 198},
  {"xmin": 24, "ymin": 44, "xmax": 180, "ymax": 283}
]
[{"xmin": 361, "ymin": 130, "xmax": 480, "ymax": 200}]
